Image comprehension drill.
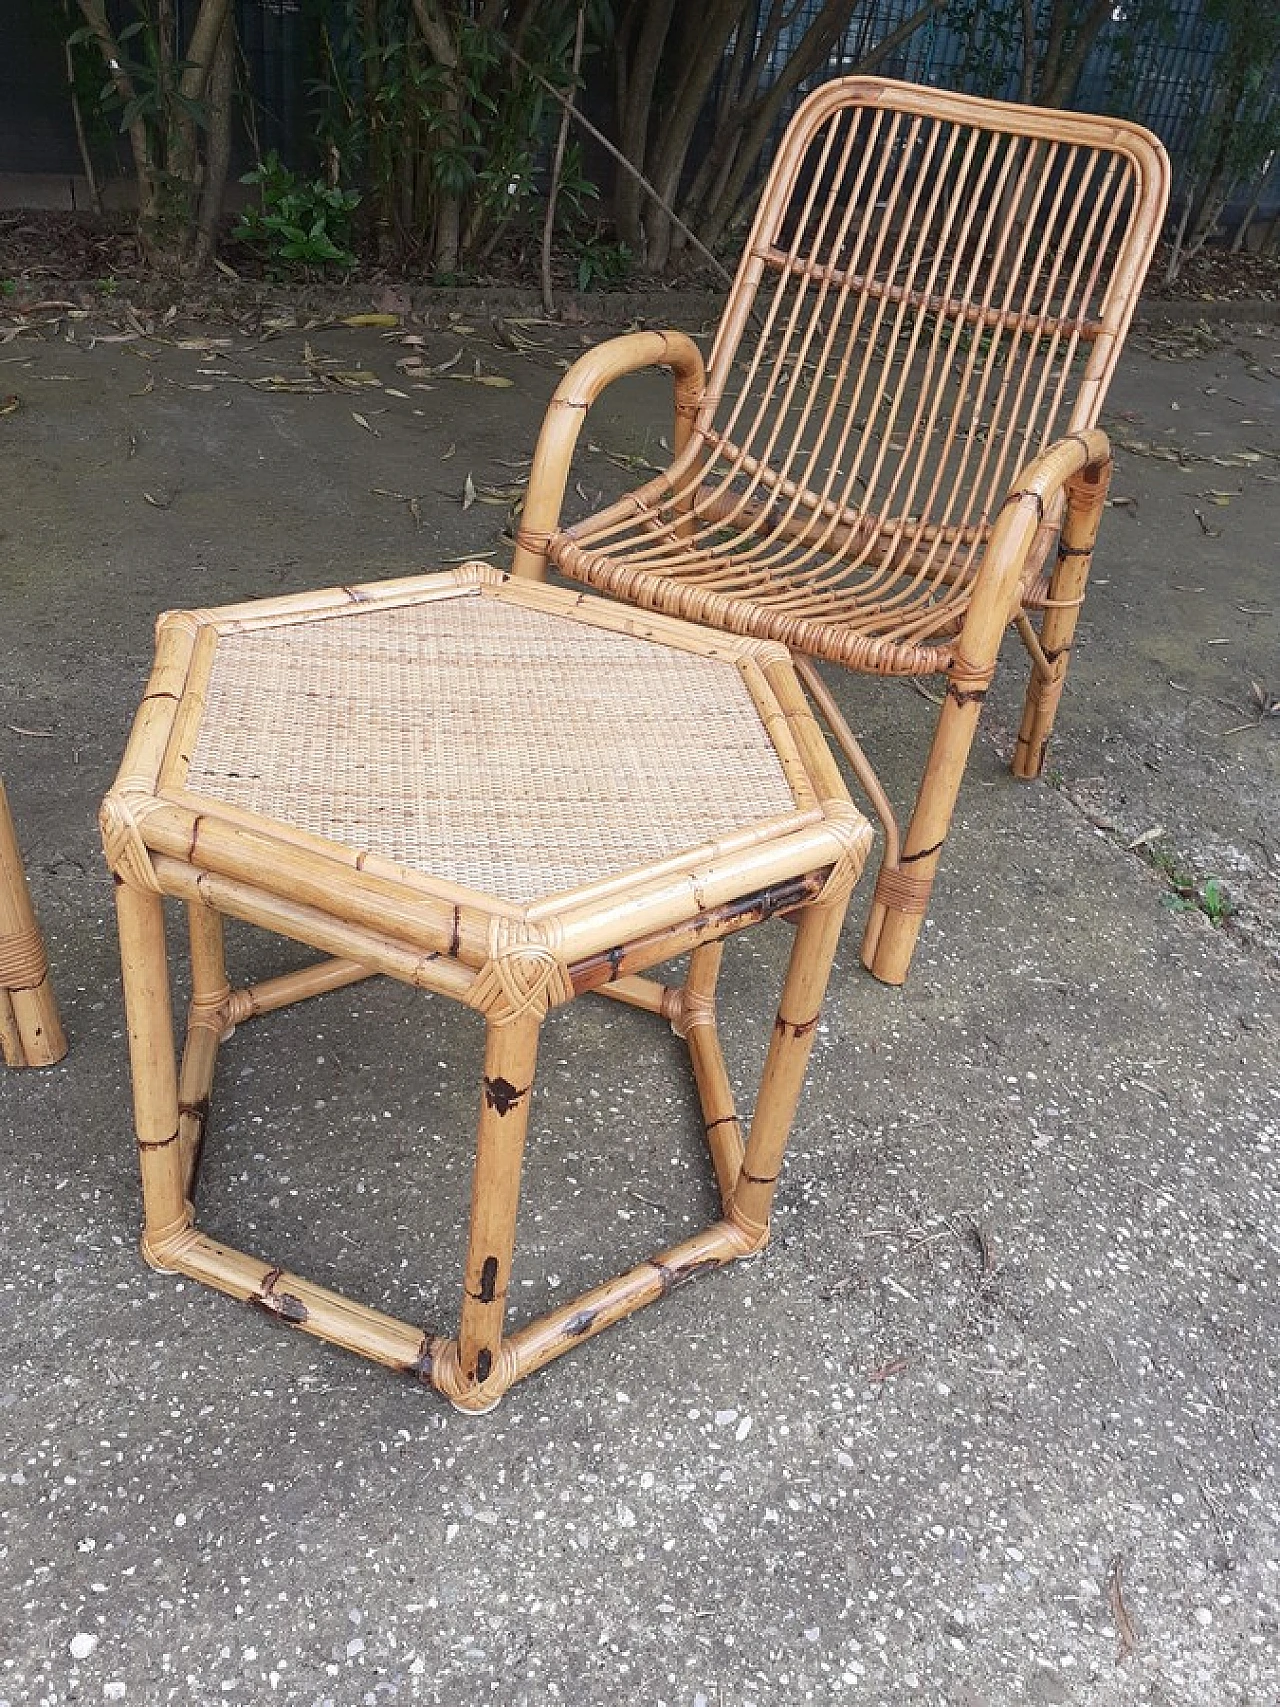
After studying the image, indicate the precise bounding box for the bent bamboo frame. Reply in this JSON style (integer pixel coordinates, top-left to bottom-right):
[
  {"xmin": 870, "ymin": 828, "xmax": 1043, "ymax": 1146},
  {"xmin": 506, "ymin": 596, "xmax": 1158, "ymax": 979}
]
[
  {"xmin": 511, "ymin": 76, "xmax": 1170, "ymax": 984},
  {"xmin": 0, "ymin": 781, "xmax": 67, "ymax": 1068},
  {"xmin": 103, "ymin": 568, "xmax": 872, "ymax": 1410}
]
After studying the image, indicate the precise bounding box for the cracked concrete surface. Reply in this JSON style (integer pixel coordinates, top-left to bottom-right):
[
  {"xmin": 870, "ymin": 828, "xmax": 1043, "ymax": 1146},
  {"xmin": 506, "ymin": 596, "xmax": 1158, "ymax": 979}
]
[{"xmin": 0, "ymin": 302, "xmax": 1276, "ymax": 1706}]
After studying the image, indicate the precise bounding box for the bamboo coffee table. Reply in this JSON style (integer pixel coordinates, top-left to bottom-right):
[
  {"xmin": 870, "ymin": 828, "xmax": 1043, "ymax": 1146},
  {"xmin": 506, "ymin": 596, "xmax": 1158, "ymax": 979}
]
[{"xmin": 102, "ymin": 565, "xmax": 871, "ymax": 1410}]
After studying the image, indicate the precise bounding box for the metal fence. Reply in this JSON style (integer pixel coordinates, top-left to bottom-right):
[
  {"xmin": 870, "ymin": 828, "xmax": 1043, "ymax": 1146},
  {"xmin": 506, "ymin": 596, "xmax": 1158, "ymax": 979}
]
[
  {"xmin": 125, "ymin": 1, "xmax": 1280, "ymax": 216},
  {"xmin": 764, "ymin": 0, "xmax": 1279, "ymax": 220},
  {"xmin": 15, "ymin": 1, "xmax": 1273, "ymax": 233}
]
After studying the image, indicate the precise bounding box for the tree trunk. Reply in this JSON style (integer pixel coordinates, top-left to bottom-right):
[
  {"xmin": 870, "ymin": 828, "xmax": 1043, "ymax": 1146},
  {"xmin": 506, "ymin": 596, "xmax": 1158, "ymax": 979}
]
[
  {"xmin": 541, "ymin": 1, "xmax": 587, "ymax": 313},
  {"xmin": 411, "ymin": 0, "xmax": 465, "ymax": 274},
  {"xmin": 75, "ymin": 0, "xmax": 160, "ymax": 252},
  {"xmin": 1162, "ymin": 188, "xmax": 1195, "ymax": 285},
  {"xmin": 1038, "ymin": 0, "xmax": 1111, "ymax": 108},
  {"xmin": 693, "ymin": 0, "xmax": 946, "ymax": 257},
  {"xmin": 1018, "ymin": 0, "xmax": 1036, "ymax": 103},
  {"xmin": 642, "ymin": 0, "xmax": 750, "ymax": 272},
  {"xmin": 191, "ymin": 15, "xmax": 235, "ymax": 272},
  {"xmin": 166, "ymin": 0, "xmax": 232, "ymax": 250},
  {"xmin": 613, "ymin": 0, "xmax": 678, "ymax": 259}
]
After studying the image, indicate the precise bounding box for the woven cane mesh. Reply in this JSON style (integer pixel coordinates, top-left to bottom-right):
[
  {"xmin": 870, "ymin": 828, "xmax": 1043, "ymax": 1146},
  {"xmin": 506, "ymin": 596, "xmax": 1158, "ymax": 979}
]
[{"xmin": 185, "ymin": 595, "xmax": 798, "ymax": 904}]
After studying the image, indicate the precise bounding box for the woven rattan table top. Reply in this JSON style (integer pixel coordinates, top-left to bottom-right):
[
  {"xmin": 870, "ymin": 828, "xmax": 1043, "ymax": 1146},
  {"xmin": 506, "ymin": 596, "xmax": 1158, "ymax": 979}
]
[{"xmin": 179, "ymin": 573, "xmax": 804, "ymax": 906}]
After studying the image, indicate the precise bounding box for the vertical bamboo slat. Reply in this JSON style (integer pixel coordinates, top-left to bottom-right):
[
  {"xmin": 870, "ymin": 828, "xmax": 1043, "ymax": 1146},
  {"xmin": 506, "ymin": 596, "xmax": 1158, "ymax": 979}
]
[{"xmin": 0, "ymin": 782, "xmax": 67, "ymax": 1068}]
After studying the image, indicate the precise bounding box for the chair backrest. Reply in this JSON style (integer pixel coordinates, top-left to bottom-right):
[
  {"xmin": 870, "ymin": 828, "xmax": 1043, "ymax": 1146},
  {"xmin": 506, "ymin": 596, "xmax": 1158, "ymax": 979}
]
[{"xmin": 694, "ymin": 78, "xmax": 1169, "ymax": 584}]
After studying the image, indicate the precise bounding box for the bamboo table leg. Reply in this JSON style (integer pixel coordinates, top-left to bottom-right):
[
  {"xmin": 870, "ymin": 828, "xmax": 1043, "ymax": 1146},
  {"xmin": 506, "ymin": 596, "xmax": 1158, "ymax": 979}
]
[
  {"xmin": 115, "ymin": 881, "xmax": 191, "ymax": 1263},
  {"xmin": 730, "ymin": 895, "xmax": 847, "ymax": 1245},
  {"xmin": 679, "ymin": 942, "xmax": 745, "ymax": 1210},
  {"xmin": 437, "ymin": 1009, "xmax": 542, "ymax": 1412},
  {"xmin": 177, "ymin": 901, "xmax": 233, "ymax": 1197},
  {"xmin": 0, "ymin": 781, "xmax": 67, "ymax": 1068}
]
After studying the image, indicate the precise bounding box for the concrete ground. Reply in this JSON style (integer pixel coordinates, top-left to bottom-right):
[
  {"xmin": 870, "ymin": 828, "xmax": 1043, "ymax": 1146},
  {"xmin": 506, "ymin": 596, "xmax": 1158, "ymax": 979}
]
[{"xmin": 0, "ymin": 297, "xmax": 1276, "ymax": 1707}]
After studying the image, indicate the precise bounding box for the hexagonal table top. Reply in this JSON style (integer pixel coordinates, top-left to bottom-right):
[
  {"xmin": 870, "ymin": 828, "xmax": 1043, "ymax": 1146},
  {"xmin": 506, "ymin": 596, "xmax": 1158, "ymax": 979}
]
[{"xmin": 176, "ymin": 573, "xmax": 813, "ymax": 907}]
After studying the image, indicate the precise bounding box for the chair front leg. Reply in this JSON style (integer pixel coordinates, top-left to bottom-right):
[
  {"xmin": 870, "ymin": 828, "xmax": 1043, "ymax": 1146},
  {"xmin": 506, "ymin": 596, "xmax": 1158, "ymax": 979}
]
[
  {"xmin": 1012, "ymin": 454, "xmax": 1112, "ymax": 778},
  {"xmin": 861, "ymin": 436, "xmax": 1109, "ymax": 984},
  {"xmin": 860, "ymin": 647, "xmax": 998, "ymax": 985}
]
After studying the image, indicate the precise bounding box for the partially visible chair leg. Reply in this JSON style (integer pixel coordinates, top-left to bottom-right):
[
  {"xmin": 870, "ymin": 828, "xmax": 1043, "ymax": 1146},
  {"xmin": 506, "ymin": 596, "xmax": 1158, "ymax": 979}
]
[
  {"xmin": 860, "ymin": 450, "xmax": 1109, "ymax": 985},
  {"xmin": 793, "ymin": 657, "xmax": 901, "ymax": 871},
  {"xmin": 1013, "ymin": 455, "xmax": 1112, "ymax": 779},
  {"xmin": 0, "ymin": 781, "xmax": 67, "ymax": 1068},
  {"xmin": 798, "ymin": 650, "xmax": 984, "ymax": 989}
]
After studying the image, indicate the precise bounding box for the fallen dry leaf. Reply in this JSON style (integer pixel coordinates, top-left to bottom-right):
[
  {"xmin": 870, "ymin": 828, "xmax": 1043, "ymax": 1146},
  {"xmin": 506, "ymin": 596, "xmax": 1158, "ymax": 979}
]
[
  {"xmin": 249, "ymin": 375, "xmax": 325, "ymax": 394},
  {"xmin": 1107, "ymin": 1555, "xmax": 1139, "ymax": 1661},
  {"xmin": 447, "ymin": 372, "xmax": 514, "ymax": 389}
]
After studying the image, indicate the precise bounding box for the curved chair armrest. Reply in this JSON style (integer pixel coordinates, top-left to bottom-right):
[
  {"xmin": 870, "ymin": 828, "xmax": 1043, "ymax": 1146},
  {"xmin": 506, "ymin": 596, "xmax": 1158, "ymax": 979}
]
[
  {"xmin": 958, "ymin": 428, "xmax": 1112, "ymax": 663},
  {"xmin": 510, "ymin": 330, "xmax": 706, "ymax": 580}
]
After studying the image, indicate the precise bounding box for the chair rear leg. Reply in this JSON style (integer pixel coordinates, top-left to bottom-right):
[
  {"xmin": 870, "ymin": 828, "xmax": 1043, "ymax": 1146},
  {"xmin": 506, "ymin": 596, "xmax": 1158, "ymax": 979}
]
[{"xmin": 1012, "ymin": 456, "xmax": 1111, "ymax": 779}]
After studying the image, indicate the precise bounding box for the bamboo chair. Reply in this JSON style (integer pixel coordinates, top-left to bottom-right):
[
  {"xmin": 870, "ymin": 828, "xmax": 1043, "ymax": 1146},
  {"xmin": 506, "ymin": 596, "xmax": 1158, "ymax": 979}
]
[
  {"xmin": 0, "ymin": 781, "xmax": 67, "ymax": 1067},
  {"xmin": 512, "ymin": 78, "xmax": 1169, "ymax": 983}
]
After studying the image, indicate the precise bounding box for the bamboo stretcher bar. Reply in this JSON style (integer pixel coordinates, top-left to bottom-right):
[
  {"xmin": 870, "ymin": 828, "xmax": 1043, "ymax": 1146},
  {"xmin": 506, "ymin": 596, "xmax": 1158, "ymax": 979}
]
[
  {"xmin": 224, "ymin": 958, "xmax": 376, "ymax": 1024},
  {"xmin": 594, "ymin": 974, "xmax": 678, "ymax": 1018},
  {"xmin": 150, "ymin": 855, "xmax": 478, "ymax": 1003}
]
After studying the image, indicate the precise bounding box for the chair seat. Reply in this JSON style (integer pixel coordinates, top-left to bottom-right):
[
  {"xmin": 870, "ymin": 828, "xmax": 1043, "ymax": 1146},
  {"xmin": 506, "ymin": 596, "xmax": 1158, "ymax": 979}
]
[{"xmin": 552, "ymin": 522, "xmax": 961, "ymax": 677}]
